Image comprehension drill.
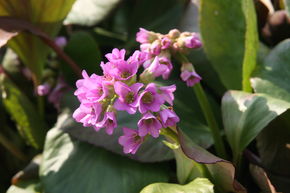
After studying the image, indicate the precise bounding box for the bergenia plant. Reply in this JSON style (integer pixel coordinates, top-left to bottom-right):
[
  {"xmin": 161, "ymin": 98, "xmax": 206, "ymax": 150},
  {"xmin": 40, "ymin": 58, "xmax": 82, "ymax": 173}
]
[{"xmin": 72, "ymin": 28, "xmax": 202, "ymax": 154}]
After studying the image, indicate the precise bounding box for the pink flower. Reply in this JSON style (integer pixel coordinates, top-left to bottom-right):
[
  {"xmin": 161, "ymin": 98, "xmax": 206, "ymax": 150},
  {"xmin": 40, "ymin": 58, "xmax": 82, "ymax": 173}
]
[
  {"xmin": 101, "ymin": 49, "xmax": 139, "ymax": 81},
  {"xmin": 127, "ymin": 50, "xmax": 148, "ymax": 66},
  {"xmin": 135, "ymin": 83, "xmax": 164, "ymax": 114},
  {"xmin": 161, "ymin": 36, "xmax": 171, "ymax": 49},
  {"xmin": 158, "ymin": 57, "xmax": 173, "ymax": 79},
  {"xmin": 119, "ymin": 128, "xmax": 144, "ymax": 154},
  {"xmin": 55, "ymin": 36, "xmax": 67, "ymax": 48},
  {"xmin": 146, "ymin": 56, "xmax": 168, "ymax": 78},
  {"xmin": 114, "ymin": 81, "xmax": 143, "ymax": 114},
  {"xmin": 180, "ymin": 70, "xmax": 202, "ymax": 87},
  {"xmin": 73, "ymin": 103, "xmax": 102, "ymax": 127},
  {"xmin": 37, "ymin": 83, "xmax": 51, "ymax": 96},
  {"xmin": 159, "ymin": 84, "xmax": 176, "ymax": 106},
  {"xmin": 136, "ymin": 28, "xmax": 150, "ymax": 43},
  {"xmin": 150, "ymin": 40, "xmax": 161, "ymax": 55},
  {"xmin": 138, "ymin": 112, "xmax": 162, "ymax": 138},
  {"xmin": 105, "ymin": 48, "xmax": 126, "ymax": 63},
  {"xmin": 159, "ymin": 109, "xmax": 180, "ymax": 127},
  {"xmin": 74, "ymin": 70, "xmax": 110, "ymax": 103},
  {"xmin": 184, "ymin": 34, "xmax": 202, "ymax": 49},
  {"xmin": 95, "ymin": 111, "xmax": 117, "ymax": 135}
]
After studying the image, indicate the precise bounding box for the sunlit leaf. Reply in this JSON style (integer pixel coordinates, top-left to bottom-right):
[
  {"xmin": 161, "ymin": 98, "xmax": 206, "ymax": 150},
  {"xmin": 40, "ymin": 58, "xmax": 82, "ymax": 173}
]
[
  {"xmin": 39, "ymin": 116, "xmax": 170, "ymax": 193},
  {"xmin": 64, "ymin": 0, "xmax": 121, "ymax": 26},
  {"xmin": 0, "ymin": 0, "xmax": 75, "ymax": 83},
  {"xmin": 140, "ymin": 178, "xmax": 214, "ymax": 193},
  {"xmin": 222, "ymin": 91, "xmax": 290, "ymax": 161},
  {"xmin": 0, "ymin": 74, "xmax": 46, "ymax": 149},
  {"xmin": 200, "ymin": 0, "xmax": 258, "ymax": 90},
  {"xmin": 252, "ymin": 39, "xmax": 290, "ymax": 103}
]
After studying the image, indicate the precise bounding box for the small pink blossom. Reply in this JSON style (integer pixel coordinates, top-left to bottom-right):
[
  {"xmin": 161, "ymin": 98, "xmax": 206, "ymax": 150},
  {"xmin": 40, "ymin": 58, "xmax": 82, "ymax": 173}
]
[
  {"xmin": 159, "ymin": 84, "xmax": 176, "ymax": 106},
  {"xmin": 150, "ymin": 40, "xmax": 161, "ymax": 55},
  {"xmin": 184, "ymin": 34, "xmax": 202, "ymax": 49},
  {"xmin": 138, "ymin": 112, "xmax": 162, "ymax": 138},
  {"xmin": 74, "ymin": 70, "xmax": 110, "ymax": 103},
  {"xmin": 180, "ymin": 70, "xmax": 202, "ymax": 87},
  {"xmin": 119, "ymin": 128, "xmax": 144, "ymax": 154},
  {"xmin": 48, "ymin": 76, "xmax": 69, "ymax": 109},
  {"xmin": 95, "ymin": 111, "xmax": 117, "ymax": 135},
  {"xmin": 105, "ymin": 48, "xmax": 126, "ymax": 63},
  {"xmin": 135, "ymin": 83, "xmax": 164, "ymax": 114},
  {"xmin": 146, "ymin": 56, "xmax": 168, "ymax": 78},
  {"xmin": 73, "ymin": 103, "xmax": 102, "ymax": 127},
  {"xmin": 55, "ymin": 36, "xmax": 67, "ymax": 48},
  {"xmin": 114, "ymin": 81, "xmax": 143, "ymax": 114},
  {"xmin": 37, "ymin": 83, "xmax": 51, "ymax": 96},
  {"xmin": 161, "ymin": 36, "xmax": 171, "ymax": 49},
  {"xmin": 159, "ymin": 109, "xmax": 180, "ymax": 127}
]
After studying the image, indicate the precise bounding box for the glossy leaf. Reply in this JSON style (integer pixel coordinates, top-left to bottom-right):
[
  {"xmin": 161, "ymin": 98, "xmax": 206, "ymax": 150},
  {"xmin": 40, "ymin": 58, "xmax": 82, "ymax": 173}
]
[
  {"xmin": 0, "ymin": 74, "xmax": 46, "ymax": 149},
  {"xmin": 252, "ymin": 39, "xmax": 290, "ymax": 103},
  {"xmin": 140, "ymin": 178, "xmax": 214, "ymax": 193},
  {"xmin": 0, "ymin": 0, "xmax": 75, "ymax": 82},
  {"xmin": 39, "ymin": 116, "xmax": 170, "ymax": 193},
  {"xmin": 200, "ymin": 0, "xmax": 258, "ymax": 90},
  {"xmin": 222, "ymin": 91, "xmax": 290, "ymax": 161},
  {"xmin": 177, "ymin": 129, "xmax": 246, "ymax": 193},
  {"xmin": 64, "ymin": 0, "xmax": 121, "ymax": 26}
]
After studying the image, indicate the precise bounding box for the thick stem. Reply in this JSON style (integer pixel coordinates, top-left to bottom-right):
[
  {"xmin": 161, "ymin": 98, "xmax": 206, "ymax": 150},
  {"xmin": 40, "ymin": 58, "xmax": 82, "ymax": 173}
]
[{"xmin": 193, "ymin": 84, "xmax": 227, "ymax": 158}]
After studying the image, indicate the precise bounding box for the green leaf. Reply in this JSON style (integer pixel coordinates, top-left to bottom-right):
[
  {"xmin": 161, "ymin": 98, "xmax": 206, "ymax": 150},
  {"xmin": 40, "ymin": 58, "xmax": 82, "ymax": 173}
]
[
  {"xmin": 256, "ymin": 110, "xmax": 290, "ymax": 192},
  {"xmin": 252, "ymin": 39, "xmax": 290, "ymax": 103},
  {"xmin": 177, "ymin": 129, "xmax": 246, "ymax": 193},
  {"xmin": 39, "ymin": 116, "xmax": 170, "ymax": 193},
  {"xmin": 222, "ymin": 91, "xmax": 290, "ymax": 160},
  {"xmin": 200, "ymin": 0, "xmax": 258, "ymax": 90},
  {"xmin": 61, "ymin": 31, "xmax": 101, "ymax": 85},
  {"xmin": 241, "ymin": 0, "xmax": 259, "ymax": 91},
  {"xmin": 58, "ymin": 93, "xmax": 174, "ymax": 162},
  {"xmin": 64, "ymin": 0, "xmax": 121, "ymax": 26},
  {"xmin": 140, "ymin": 178, "xmax": 214, "ymax": 193},
  {"xmin": 6, "ymin": 180, "xmax": 42, "ymax": 193},
  {"xmin": 126, "ymin": 0, "xmax": 185, "ymax": 46},
  {"xmin": 0, "ymin": 75, "xmax": 46, "ymax": 149},
  {"xmin": 0, "ymin": 0, "xmax": 76, "ymax": 82}
]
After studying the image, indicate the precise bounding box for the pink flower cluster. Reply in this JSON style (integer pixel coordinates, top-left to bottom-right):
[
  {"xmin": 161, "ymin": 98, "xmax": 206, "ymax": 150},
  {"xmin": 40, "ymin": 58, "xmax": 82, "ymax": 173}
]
[
  {"xmin": 137, "ymin": 28, "xmax": 202, "ymax": 86},
  {"xmin": 73, "ymin": 48, "xmax": 179, "ymax": 154}
]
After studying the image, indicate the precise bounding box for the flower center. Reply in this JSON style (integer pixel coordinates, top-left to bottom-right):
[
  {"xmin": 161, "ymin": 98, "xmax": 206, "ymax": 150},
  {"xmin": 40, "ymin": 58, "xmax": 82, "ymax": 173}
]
[
  {"xmin": 142, "ymin": 92, "xmax": 153, "ymax": 104},
  {"xmin": 121, "ymin": 71, "xmax": 131, "ymax": 79},
  {"xmin": 145, "ymin": 118, "xmax": 154, "ymax": 125},
  {"xmin": 125, "ymin": 92, "xmax": 135, "ymax": 104}
]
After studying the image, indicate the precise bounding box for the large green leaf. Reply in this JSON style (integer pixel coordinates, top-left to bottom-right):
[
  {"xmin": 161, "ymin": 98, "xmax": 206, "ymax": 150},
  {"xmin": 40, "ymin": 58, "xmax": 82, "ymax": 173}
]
[
  {"xmin": 252, "ymin": 39, "xmax": 290, "ymax": 102},
  {"xmin": 59, "ymin": 92, "xmax": 174, "ymax": 162},
  {"xmin": 39, "ymin": 116, "xmax": 170, "ymax": 193},
  {"xmin": 64, "ymin": 0, "xmax": 121, "ymax": 26},
  {"xmin": 0, "ymin": 0, "xmax": 75, "ymax": 82},
  {"xmin": 200, "ymin": 0, "xmax": 258, "ymax": 90},
  {"xmin": 140, "ymin": 178, "xmax": 214, "ymax": 193},
  {"xmin": 256, "ymin": 110, "xmax": 290, "ymax": 192},
  {"xmin": 0, "ymin": 74, "xmax": 46, "ymax": 149},
  {"xmin": 177, "ymin": 129, "xmax": 246, "ymax": 193},
  {"xmin": 6, "ymin": 180, "xmax": 42, "ymax": 193},
  {"xmin": 222, "ymin": 91, "xmax": 290, "ymax": 161},
  {"xmin": 61, "ymin": 31, "xmax": 101, "ymax": 85}
]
